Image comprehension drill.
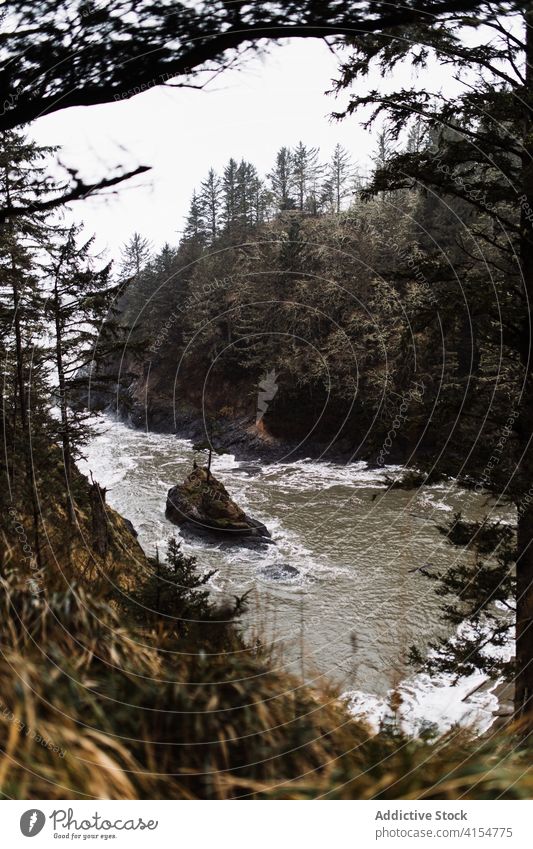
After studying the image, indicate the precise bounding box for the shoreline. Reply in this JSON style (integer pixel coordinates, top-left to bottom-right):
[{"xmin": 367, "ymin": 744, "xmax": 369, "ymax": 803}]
[{"xmin": 100, "ymin": 392, "xmax": 410, "ymax": 467}]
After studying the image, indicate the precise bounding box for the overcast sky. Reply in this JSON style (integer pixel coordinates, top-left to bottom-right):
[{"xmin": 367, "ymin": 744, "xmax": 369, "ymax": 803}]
[
  {"xmin": 29, "ymin": 37, "xmax": 440, "ymax": 264},
  {"xmin": 28, "ymin": 40, "xmax": 380, "ymax": 262}
]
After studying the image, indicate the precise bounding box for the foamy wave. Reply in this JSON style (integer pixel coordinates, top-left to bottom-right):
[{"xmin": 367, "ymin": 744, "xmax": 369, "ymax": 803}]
[{"xmin": 343, "ymin": 671, "xmax": 500, "ymax": 737}]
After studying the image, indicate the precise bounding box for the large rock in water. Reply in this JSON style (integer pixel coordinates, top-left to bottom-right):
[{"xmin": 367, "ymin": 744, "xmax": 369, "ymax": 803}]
[{"xmin": 165, "ymin": 466, "xmax": 272, "ymax": 542}]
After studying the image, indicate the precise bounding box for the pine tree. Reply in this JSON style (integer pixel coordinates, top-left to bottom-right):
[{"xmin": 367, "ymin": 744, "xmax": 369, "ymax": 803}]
[
  {"xmin": 371, "ymin": 123, "xmax": 396, "ymax": 171},
  {"xmin": 199, "ymin": 168, "xmax": 222, "ymax": 240},
  {"xmin": 43, "ymin": 225, "xmax": 125, "ymax": 515},
  {"xmin": 405, "ymin": 118, "xmax": 428, "ymax": 155},
  {"xmin": 333, "ymin": 2, "xmax": 533, "ymax": 729},
  {"xmin": 119, "ymin": 231, "xmax": 152, "ymax": 279},
  {"xmin": 153, "ymin": 242, "xmax": 176, "ymax": 275},
  {"xmin": 268, "ymin": 147, "xmax": 296, "ymax": 211},
  {"xmin": 221, "ymin": 157, "xmax": 239, "ymax": 232},
  {"xmin": 292, "ymin": 141, "xmax": 321, "ymax": 212},
  {"xmin": 0, "ymin": 130, "xmax": 55, "ymax": 568},
  {"xmin": 236, "ymin": 159, "xmax": 265, "ymax": 230},
  {"xmin": 323, "ymin": 143, "xmax": 354, "ymax": 213},
  {"xmin": 183, "ymin": 190, "xmax": 206, "ymax": 244},
  {"xmin": 251, "ymin": 172, "xmax": 272, "ymax": 226}
]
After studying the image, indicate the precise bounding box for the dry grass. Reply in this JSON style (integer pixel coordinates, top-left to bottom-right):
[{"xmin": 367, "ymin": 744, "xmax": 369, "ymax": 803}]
[
  {"xmin": 1, "ymin": 486, "xmax": 532, "ymax": 800},
  {"xmin": 0, "ymin": 567, "xmax": 531, "ymax": 800}
]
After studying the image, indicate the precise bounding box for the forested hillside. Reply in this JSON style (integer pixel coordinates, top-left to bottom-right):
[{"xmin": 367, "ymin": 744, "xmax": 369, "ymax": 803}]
[
  {"xmin": 4, "ymin": 0, "xmax": 533, "ymax": 803},
  {"xmin": 113, "ymin": 136, "xmax": 517, "ymax": 480},
  {"xmin": 2, "ymin": 134, "xmax": 525, "ymax": 802}
]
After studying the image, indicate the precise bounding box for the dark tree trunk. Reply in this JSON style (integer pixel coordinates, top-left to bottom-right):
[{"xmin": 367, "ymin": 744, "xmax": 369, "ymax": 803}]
[
  {"xmin": 10, "ymin": 256, "xmax": 43, "ymax": 571},
  {"xmin": 89, "ymin": 481, "xmax": 109, "ymax": 558},
  {"xmin": 515, "ymin": 7, "xmax": 533, "ymax": 730},
  {"xmin": 53, "ymin": 283, "xmax": 73, "ymax": 521},
  {"xmin": 516, "ymin": 501, "xmax": 533, "ymax": 724}
]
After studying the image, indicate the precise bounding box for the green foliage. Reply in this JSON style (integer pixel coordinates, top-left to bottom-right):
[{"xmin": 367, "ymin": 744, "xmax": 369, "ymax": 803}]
[
  {"xmin": 180, "ymin": 142, "xmax": 356, "ymax": 249},
  {"xmin": 331, "ymin": 4, "xmax": 533, "ymax": 716},
  {"xmin": 2, "ymin": 557, "xmax": 533, "ymax": 800},
  {"xmin": 119, "ymin": 190, "xmax": 502, "ymax": 460},
  {"xmin": 119, "ymin": 231, "xmax": 153, "ymax": 278},
  {"xmin": 129, "ymin": 537, "xmax": 216, "ymax": 636},
  {"xmin": 410, "ymin": 513, "xmax": 515, "ymax": 680},
  {"xmin": 3, "ymin": 0, "xmax": 532, "ymax": 800},
  {"xmin": 332, "ymin": 3, "xmax": 525, "ymax": 491}
]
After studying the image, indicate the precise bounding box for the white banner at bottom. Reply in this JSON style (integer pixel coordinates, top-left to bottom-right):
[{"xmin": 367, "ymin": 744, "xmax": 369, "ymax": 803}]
[{"xmin": 2, "ymin": 799, "xmax": 530, "ymax": 848}]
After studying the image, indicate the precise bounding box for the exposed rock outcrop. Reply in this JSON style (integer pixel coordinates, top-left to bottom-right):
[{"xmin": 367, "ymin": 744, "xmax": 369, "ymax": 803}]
[{"xmin": 165, "ymin": 466, "xmax": 272, "ymax": 543}]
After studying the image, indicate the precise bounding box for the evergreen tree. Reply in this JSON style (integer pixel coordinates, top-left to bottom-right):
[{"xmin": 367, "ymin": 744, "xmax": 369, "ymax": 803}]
[
  {"xmin": 0, "ymin": 130, "xmax": 55, "ymax": 568},
  {"xmin": 333, "ymin": 2, "xmax": 533, "ymax": 729},
  {"xmin": 235, "ymin": 159, "xmax": 264, "ymax": 230},
  {"xmin": 130, "ymin": 538, "xmax": 217, "ymax": 637},
  {"xmin": 371, "ymin": 123, "xmax": 396, "ymax": 170},
  {"xmin": 119, "ymin": 231, "xmax": 152, "ymax": 279},
  {"xmin": 43, "ymin": 225, "xmax": 125, "ymax": 514},
  {"xmin": 405, "ymin": 118, "xmax": 429, "ymax": 155},
  {"xmin": 199, "ymin": 168, "xmax": 222, "ymax": 240},
  {"xmin": 292, "ymin": 141, "xmax": 322, "ymax": 212},
  {"xmin": 183, "ymin": 190, "xmax": 207, "ymax": 244},
  {"xmin": 153, "ymin": 242, "xmax": 177, "ymax": 275},
  {"xmin": 235, "ymin": 159, "xmax": 252, "ymax": 229},
  {"xmin": 410, "ymin": 514, "xmax": 515, "ymax": 681},
  {"xmin": 323, "ymin": 143, "xmax": 354, "ymax": 213},
  {"xmin": 221, "ymin": 157, "xmax": 239, "ymax": 232},
  {"xmin": 268, "ymin": 147, "xmax": 296, "ymax": 211}
]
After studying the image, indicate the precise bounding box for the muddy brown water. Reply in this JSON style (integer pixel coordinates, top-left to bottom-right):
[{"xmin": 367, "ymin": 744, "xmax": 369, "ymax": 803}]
[{"xmin": 82, "ymin": 415, "xmax": 508, "ymax": 700}]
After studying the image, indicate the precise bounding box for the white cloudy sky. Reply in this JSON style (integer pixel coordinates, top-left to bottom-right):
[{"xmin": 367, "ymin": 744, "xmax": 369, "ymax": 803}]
[{"xmin": 29, "ymin": 37, "xmax": 438, "ymax": 263}]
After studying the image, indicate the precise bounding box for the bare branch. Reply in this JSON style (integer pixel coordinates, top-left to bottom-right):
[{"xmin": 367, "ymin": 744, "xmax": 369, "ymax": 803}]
[{"xmin": 0, "ymin": 165, "xmax": 151, "ymax": 221}]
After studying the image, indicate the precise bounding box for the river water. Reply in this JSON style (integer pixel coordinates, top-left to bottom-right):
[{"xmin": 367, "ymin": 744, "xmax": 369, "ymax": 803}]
[{"xmin": 81, "ymin": 415, "xmax": 511, "ymax": 735}]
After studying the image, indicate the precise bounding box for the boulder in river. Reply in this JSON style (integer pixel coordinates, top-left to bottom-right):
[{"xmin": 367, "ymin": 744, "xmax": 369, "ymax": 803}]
[
  {"xmin": 258, "ymin": 563, "xmax": 299, "ymax": 582},
  {"xmin": 165, "ymin": 466, "xmax": 272, "ymax": 543}
]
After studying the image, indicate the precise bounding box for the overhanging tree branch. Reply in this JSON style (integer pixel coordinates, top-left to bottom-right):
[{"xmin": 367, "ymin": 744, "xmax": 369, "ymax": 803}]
[
  {"xmin": 0, "ymin": 165, "xmax": 151, "ymax": 222},
  {"xmin": 0, "ymin": 0, "xmax": 488, "ymax": 132}
]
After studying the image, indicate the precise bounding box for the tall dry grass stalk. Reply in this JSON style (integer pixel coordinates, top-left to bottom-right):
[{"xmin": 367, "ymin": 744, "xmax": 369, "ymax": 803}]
[{"xmin": 0, "ymin": 568, "xmax": 531, "ymax": 799}]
